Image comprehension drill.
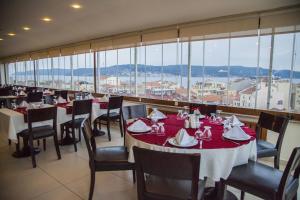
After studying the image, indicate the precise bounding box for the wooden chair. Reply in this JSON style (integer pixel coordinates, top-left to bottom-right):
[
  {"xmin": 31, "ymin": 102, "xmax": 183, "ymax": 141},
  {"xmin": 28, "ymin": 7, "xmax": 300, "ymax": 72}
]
[
  {"xmin": 94, "ymin": 96, "xmax": 123, "ymax": 141},
  {"xmin": 222, "ymin": 147, "xmax": 300, "ymax": 200},
  {"xmin": 54, "ymin": 90, "xmax": 68, "ymax": 100},
  {"xmin": 61, "ymin": 99, "xmax": 92, "ymax": 152},
  {"xmin": 122, "ymin": 104, "xmax": 147, "ymax": 137},
  {"xmin": 256, "ymin": 112, "xmax": 289, "ymax": 169},
  {"xmin": 18, "ymin": 106, "xmax": 61, "ymax": 168},
  {"xmin": 133, "ymin": 146, "xmax": 206, "ymax": 200},
  {"xmin": 25, "ymin": 87, "xmax": 37, "ymax": 93},
  {"xmin": 27, "ymin": 92, "xmax": 43, "ymax": 103},
  {"xmin": 81, "ymin": 119, "xmax": 135, "ymax": 200},
  {"xmin": 189, "ymin": 103, "xmax": 217, "ymax": 116}
]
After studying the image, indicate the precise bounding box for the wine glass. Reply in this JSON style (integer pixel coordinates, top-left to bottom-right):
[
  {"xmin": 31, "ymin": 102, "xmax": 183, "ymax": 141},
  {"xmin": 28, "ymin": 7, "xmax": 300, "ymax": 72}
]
[
  {"xmin": 177, "ymin": 110, "xmax": 183, "ymax": 119},
  {"xmin": 151, "ymin": 116, "xmax": 159, "ymax": 133},
  {"xmin": 202, "ymin": 126, "xmax": 212, "ymax": 140},
  {"xmin": 157, "ymin": 122, "xmax": 165, "ymax": 136}
]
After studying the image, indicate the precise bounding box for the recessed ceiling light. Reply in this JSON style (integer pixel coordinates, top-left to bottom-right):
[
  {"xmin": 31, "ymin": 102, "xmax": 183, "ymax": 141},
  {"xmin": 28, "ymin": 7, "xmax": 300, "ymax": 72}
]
[
  {"xmin": 71, "ymin": 3, "xmax": 82, "ymax": 9},
  {"xmin": 23, "ymin": 26, "xmax": 31, "ymax": 31},
  {"xmin": 42, "ymin": 17, "xmax": 52, "ymax": 22},
  {"xmin": 7, "ymin": 32, "xmax": 16, "ymax": 36},
  {"xmin": 0, "ymin": 38, "xmax": 3, "ymax": 41}
]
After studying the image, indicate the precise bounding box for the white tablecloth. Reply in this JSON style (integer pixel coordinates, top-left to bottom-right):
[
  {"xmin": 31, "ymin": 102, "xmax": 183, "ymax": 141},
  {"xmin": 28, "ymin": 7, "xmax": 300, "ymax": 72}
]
[
  {"xmin": 125, "ymin": 133, "xmax": 257, "ymax": 181},
  {"xmin": 0, "ymin": 103, "xmax": 106, "ymax": 143}
]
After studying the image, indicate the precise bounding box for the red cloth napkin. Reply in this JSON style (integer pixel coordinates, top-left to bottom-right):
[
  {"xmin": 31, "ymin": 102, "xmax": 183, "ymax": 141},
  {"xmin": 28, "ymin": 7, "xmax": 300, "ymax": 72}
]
[
  {"xmin": 93, "ymin": 99, "xmax": 108, "ymax": 109},
  {"xmin": 127, "ymin": 114, "xmax": 256, "ymax": 149}
]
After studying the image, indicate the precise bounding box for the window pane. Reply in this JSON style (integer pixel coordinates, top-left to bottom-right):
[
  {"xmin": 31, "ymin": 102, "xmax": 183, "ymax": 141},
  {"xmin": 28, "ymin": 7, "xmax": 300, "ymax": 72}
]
[
  {"xmin": 73, "ymin": 53, "xmax": 94, "ymax": 92},
  {"xmin": 229, "ymin": 36, "xmax": 258, "ymax": 108},
  {"xmin": 37, "ymin": 58, "xmax": 51, "ymax": 88},
  {"xmin": 137, "ymin": 46, "xmax": 146, "ymax": 97},
  {"xmin": 190, "ymin": 40, "xmax": 204, "ymax": 103},
  {"xmin": 270, "ymin": 33, "xmax": 294, "ymax": 111},
  {"xmin": 16, "ymin": 61, "xmax": 26, "ymax": 85},
  {"xmin": 145, "ymin": 44, "xmax": 162, "ymax": 99},
  {"xmin": 117, "ymin": 48, "xmax": 135, "ymax": 96},
  {"xmin": 291, "ymin": 32, "xmax": 300, "ymax": 112},
  {"xmin": 203, "ymin": 38, "xmax": 229, "ymax": 105},
  {"xmin": 8, "ymin": 63, "xmax": 16, "ymax": 84},
  {"xmin": 26, "ymin": 61, "xmax": 35, "ymax": 86}
]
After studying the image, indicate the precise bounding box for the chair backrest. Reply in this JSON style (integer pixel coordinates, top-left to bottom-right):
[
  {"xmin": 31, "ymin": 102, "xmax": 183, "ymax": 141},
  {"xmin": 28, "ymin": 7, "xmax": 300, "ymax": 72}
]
[
  {"xmin": 189, "ymin": 103, "xmax": 217, "ymax": 116},
  {"xmin": 133, "ymin": 146, "xmax": 201, "ymax": 200},
  {"xmin": 72, "ymin": 99, "xmax": 93, "ymax": 117},
  {"xmin": 27, "ymin": 92, "xmax": 43, "ymax": 103},
  {"xmin": 27, "ymin": 106, "xmax": 57, "ymax": 131},
  {"xmin": 81, "ymin": 119, "xmax": 96, "ymax": 163},
  {"xmin": 54, "ymin": 90, "xmax": 68, "ymax": 100},
  {"xmin": 44, "ymin": 95, "xmax": 54, "ymax": 105},
  {"xmin": 108, "ymin": 96, "xmax": 123, "ymax": 110},
  {"xmin": 0, "ymin": 88, "xmax": 10, "ymax": 96},
  {"xmin": 278, "ymin": 147, "xmax": 300, "ymax": 200},
  {"xmin": 26, "ymin": 87, "xmax": 37, "ymax": 93},
  {"xmin": 256, "ymin": 112, "xmax": 289, "ymax": 150}
]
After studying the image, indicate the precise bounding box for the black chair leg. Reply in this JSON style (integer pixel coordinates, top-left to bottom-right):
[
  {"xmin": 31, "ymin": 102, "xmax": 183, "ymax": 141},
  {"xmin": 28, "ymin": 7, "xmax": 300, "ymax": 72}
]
[
  {"xmin": 89, "ymin": 169, "xmax": 95, "ymax": 200},
  {"xmin": 71, "ymin": 127, "xmax": 77, "ymax": 152},
  {"xmin": 29, "ymin": 137, "xmax": 36, "ymax": 168},
  {"xmin": 274, "ymin": 155, "xmax": 280, "ymax": 169},
  {"xmin": 107, "ymin": 120, "xmax": 111, "ymax": 141},
  {"xmin": 53, "ymin": 135, "xmax": 61, "ymax": 159},
  {"xmin": 132, "ymin": 170, "xmax": 136, "ymax": 183},
  {"xmin": 78, "ymin": 128, "xmax": 81, "ymax": 142},
  {"xmin": 119, "ymin": 118, "xmax": 123, "ymax": 137},
  {"xmin": 43, "ymin": 139, "xmax": 46, "ymax": 151},
  {"xmin": 241, "ymin": 191, "xmax": 245, "ymax": 200},
  {"xmin": 60, "ymin": 125, "xmax": 64, "ymax": 142}
]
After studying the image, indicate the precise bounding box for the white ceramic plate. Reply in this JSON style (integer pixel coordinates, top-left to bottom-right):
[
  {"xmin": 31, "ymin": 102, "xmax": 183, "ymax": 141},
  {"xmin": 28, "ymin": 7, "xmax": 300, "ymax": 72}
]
[
  {"xmin": 223, "ymin": 133, "xmax": 251, "ymax": 141},
  {"xmin": 168, "ymin": 137, "xmax": 198, "ymax": 147},
  {"xmin": 127, "ymin": 126, "xmax": 152, "ymax": 133}
]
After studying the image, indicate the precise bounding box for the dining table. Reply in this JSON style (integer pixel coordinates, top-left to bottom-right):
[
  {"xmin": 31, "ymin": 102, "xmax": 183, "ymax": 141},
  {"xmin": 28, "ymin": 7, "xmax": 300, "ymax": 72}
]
[
  {"xmin": 0, "ymin": 99, "xmax": 109, "ymax": 157},
  {"xmin": 125, "ymin": 114, "xmax": 257, "ymax": 200}
]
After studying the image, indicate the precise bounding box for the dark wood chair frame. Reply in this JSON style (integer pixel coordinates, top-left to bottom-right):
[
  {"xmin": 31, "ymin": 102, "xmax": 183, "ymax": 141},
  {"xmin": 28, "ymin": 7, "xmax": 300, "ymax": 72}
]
[
  {"xmin": 133, "ymin": 146, "xmax": 205, "ymax": 200},
  {"xmin": 61, "ymin": 99, "xmax": 93, "ymax": 152},
  {"xmin": 94, "ymin": 96, "xmax": 124, "ymax": 141},
  {"xmin": 18, "ymin": 106, "xmax": 61, "ymax": 168},
  {"xmin": 81, "ymin": 119, "xmax": 135, "ymax": 200},
  {"xmin": 222, "ymin": 147, "xmax": 300, "ymax": 200},
  {"xmin": 256, "ymin": 112, "xmax": 289, "ymax": 169},
  {"xmin": 189, "ymin": 103, "xmax": 217, "ymax": 116}
]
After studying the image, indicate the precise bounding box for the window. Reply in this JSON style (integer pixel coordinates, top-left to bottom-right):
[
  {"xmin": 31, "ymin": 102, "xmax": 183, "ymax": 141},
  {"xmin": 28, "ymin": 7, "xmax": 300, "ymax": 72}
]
[
  {"xmin": 7, "ymin": 63, "xmax": 16, "ymax": 84},
  {"xmin": 15, "ymin": 61, "xmax": 26, "ymax": 85},
  {"xmin": 36, "ymin": 58, "xmax": 52, "ymax": 88},
  {"xmin": 26, "ymin": 60, "xmax": 35, "ymax": 86},
  {"xmin": 117, "ymin": 48, "xmax": 135, "ymax": 96},
  {"xmin": 73, "ymin": 53, "xmax": 94, "ymax": 92}
]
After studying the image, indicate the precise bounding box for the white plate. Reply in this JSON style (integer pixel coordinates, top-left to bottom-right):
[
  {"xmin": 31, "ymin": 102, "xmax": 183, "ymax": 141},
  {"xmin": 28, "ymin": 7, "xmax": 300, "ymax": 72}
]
[
  {"xmin": 223, "ymin": 133, "xmax": 251, "ymax": 141},
  {"xmin": 168, "ymin": 137, "xmax": 198, "ymax": 147},
  {"xmin": 147, "ymin": 115, "xmax": 167, "ymax": 120},
  {"xmin": 127, "ymin": 126, "xmax": 152, "ymax": 133}
]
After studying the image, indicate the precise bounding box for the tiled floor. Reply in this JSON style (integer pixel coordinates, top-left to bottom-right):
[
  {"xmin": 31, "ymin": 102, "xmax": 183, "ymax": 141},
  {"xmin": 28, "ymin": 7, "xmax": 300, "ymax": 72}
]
[{"xmin": 0, "ymin": 124, "xmax": 298, "ymax": 200}]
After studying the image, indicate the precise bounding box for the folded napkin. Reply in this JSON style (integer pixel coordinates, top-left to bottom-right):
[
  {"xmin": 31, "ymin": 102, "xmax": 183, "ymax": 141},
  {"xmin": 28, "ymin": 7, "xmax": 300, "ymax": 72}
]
[
  {"xmin": 57, "ymin": 96, "xmax": 67, "ymax": 103},
  {"xmin": 193, "ymin": 108, "xmax": 201, "ymax": 115},
  {"xmin": 87, "ymin": 93, "xmax": 94, "ymax": 99},
  {"xmin": 19, "ymin": 90, "xmax": 26, "ymax": 95},
  {"xmin": 28, "ymin": 103, "xmax": 40, "ymax": 109},
  {"xmin": 231, "ymin": 115, "xmax": 244, "ymax": 126},
  {"xmin": 175, "ymin": 128, "xmax": 194, "ymax": 145},
  {"xmin": 19, "ymin": 100, "xmax": 29, "ymax": 108},
  {"xmin": 223, "ymin": 126, "xmax": 250, "ymax": 140},
  {"xmin": 127, "ymin": 120, "xmax": 150, "ymax": 132},
  {"xmin": 99, "ymin": 95, "xmax": 109, "ymax": 102},
  {"xmin": 149, "ymin": 108, "xmax": 167, "ymax": 119}
]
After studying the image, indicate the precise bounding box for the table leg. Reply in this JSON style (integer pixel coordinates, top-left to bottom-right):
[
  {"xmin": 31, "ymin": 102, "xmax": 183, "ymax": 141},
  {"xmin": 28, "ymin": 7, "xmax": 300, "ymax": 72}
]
[
  {"xmin": 203, "ymin": 181, "xmax": 238, "ymax": 200},
  {"xmin": 92, "ymin": 120, "xmax": 105, "ymax": 136},
  {"xmin": 59, "ymin": 127, "xmax": 79, "ymax": 145},
  {"xmin": 12, "ymin": 136, "xmax": 40, "ymax": 158}
]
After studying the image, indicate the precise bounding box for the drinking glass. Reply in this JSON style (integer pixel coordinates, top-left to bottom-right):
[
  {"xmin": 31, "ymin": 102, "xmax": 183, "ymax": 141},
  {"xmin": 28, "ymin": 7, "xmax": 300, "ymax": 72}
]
[
  {"xmin": 157, "ymin": 122, "xmax": 165, "ymax": 136},
  {"xmin": 177, "ymin": 110, "xmax": 183, "ymax": 119}
]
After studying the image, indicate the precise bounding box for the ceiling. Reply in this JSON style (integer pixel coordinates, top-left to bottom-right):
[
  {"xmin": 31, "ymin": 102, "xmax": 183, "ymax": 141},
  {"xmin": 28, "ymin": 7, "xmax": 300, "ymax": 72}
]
[{"xmin": 0, "ymin": 0, "xmax": 299, "ymax": 58}]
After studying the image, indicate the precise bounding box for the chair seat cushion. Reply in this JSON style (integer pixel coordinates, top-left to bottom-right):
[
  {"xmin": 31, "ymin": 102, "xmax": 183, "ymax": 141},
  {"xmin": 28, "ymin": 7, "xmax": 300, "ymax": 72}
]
[
  {"xmin": 63, "ymin": 118, "xmax": 85, "ymax": 128},
  {"xmin": 98, "ymin": 112, "xmax": 120, "ymax": 120},
  {"xmin": 19, "ymin": 125, "xmax": 55, "ymax": 139},
  {"xmin": 145, "ymin": 175, "xmax": 206, "ymax": 200},
  {"xmin": 257, "ymin": 140, "xmax": 277, "ymax": 158},
  {"xmin": 94, "ymin": 146, "xmax": 134, "ymax": 170},
  {"xmin": 226, "ymin": 160, "xmax": 293, "ymax": 200}
]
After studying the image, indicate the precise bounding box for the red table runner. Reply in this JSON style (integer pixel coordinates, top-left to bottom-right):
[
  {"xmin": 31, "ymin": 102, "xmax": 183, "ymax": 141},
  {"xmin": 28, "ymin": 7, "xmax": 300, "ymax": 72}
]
[
  {"xmin": 92, "ymin": 99, "xmax": 108, "ymax": 109},
  {"xmin": 127, "ymin": 114, "xmax": 256, "ymax": 149}
]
